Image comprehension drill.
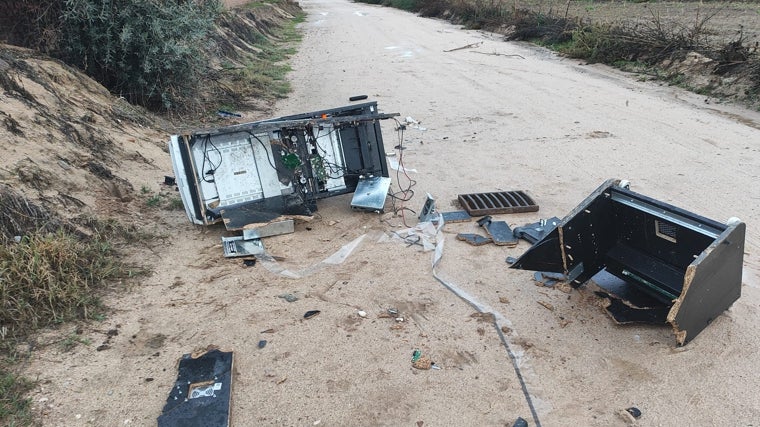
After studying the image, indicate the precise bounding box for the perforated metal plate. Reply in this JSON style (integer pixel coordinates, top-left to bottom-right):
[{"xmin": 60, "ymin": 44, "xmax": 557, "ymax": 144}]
[{"xmin": 457, "ymin": 191, "xmax": 538, "ymax": 216}]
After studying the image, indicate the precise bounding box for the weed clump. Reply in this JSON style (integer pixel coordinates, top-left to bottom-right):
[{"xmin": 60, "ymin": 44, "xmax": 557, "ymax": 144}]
[
  {"xmin": 0, "ymin": 370, "xmax": 34, "ymax": 426},
  {"xmin": 0, "ymin": 230, "xmax": 124, "ymax": 339},
  {"xmin": 0, "ymin": 186, "xmax": 130, "ymax": 341}
]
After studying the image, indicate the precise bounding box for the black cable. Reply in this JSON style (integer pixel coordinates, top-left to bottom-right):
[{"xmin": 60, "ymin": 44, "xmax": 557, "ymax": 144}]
[
  {"xmin": 310, "ymin": 126, "xmax": 349, "ymax": 180},
  {"xmin": 387, "ymin": 119, "xmax": 417, "ymax": 222},
  {"xmin": 248, "ymin": 132, "xmax": 280, "ymax": 172},
  {"xmin": 200, "ymin": 134, "xmax": 222, "ymax": 183}
]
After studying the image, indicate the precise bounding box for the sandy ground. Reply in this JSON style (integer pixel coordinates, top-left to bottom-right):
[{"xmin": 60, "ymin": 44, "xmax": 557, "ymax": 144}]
[{"xmin": 21, "ymin": 0, "xmax": 760, "ymax": 426}]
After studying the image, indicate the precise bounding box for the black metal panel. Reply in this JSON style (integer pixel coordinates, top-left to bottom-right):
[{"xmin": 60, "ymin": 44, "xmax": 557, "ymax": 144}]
[
  {"xmin": 610, "ymin": 196, "xmax": 716, "ymax": 270},
  {"xmin": 158, "ymin": 349, "xmax": 233, "ymax": 427},
  {"xmin": 219, "ymin": 193, "xmax": 313, "ymax": 231},
  {"xmin": 560, "ymin": 191, "xmax": 617, "ymax": 286},
  {"xmin": 510, "ymin": 179, "xmax": 744, "ymax": 345},
  {"xmin": 509, "ymin": 233, "xmax": 565, "ymax": 273},
  {"xmin": 669, "ymin": 223, "xmax": 744, "ymax": 345}
]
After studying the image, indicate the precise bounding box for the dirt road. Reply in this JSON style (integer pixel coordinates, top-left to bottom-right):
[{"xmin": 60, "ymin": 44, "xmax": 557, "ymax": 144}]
[{"xmin": 25, "ymin": 0, "xmax": 760, "ymax": 426}]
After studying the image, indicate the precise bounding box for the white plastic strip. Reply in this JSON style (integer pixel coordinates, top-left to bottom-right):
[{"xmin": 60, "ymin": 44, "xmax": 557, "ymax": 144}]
[{"xmin": 256, "ymin": 234, "xmax": 367, "ymax": 279}]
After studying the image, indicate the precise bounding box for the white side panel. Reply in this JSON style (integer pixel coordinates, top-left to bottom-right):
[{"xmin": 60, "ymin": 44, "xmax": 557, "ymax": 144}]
[
  {"xmin": 248, "ymin": 134, "xmax": 284, "ymax": 199},
  {"xmin": 213, "ymin": 138, "xmax": 265, "ymax": 207},
  {"xmin": 168, "ymin": 135, "xmax": 204, "ymax": 225}
]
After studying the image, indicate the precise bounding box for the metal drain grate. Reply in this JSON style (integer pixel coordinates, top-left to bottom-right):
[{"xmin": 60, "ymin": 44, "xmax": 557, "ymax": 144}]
[{"xmin": 457, "ymin": 190, "xmax": 538, "ymax": 216}]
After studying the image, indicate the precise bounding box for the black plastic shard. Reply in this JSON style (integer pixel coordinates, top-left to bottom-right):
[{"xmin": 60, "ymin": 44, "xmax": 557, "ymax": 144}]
[
  {"xmin": 456, "ymin": 233, "xmax": 493, "ymax": 246},
  {"xmin": 158, "ymin": 348, "xmax": 233, "ymax": 427},
  {"xmin": 477, "ymin": 215, "xmax": 518, "ymax": 247},
  {"xmin": 511, "ymin": 179, "xmax": 745, "ymax": 346}
]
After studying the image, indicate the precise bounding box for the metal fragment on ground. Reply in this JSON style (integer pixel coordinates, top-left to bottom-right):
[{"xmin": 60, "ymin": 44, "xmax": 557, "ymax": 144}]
[
  {"xmin": 440, "ymin": 210, "xmax": 472, "ymax": 223},
  {"xmin": 158, "ymin": 348, "xmax": 233, "ymax": 427},
  {"xmin": 242, "ymin": 219, "xmax": 295, "ymax": 239},
  {"xmin": 513, "ymin": 216, "xmax": 561, "ymax": 244},
  {"xmin": 458, "ymin": 190, "xmax": 538, "ymax": 216},
  {"xmin": 221, "ymin": 236, "xmax": 264, "ymax": 258},
  {"xmin": 477, "ymin": 215, "xmax": 518, "ymax": 247},
  {"xmin": 532, "ymin": 271, "xmax": 567, "ymax": 287},
  {"xmin": 456, "ymin": 233, "xmax": 493, "ymax": 246}
]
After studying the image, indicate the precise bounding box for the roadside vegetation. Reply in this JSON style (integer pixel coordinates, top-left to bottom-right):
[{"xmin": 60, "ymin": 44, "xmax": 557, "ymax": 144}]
[
  {"xmin": 1, "ymin": 0, "xmax": 303, "ymax": 115},
  {"xmin": 357, "ymin": 0, "xmax": 760, "ymax": 108},
  {"xmin": 1, "ymin": 1, "xmax": 305, "ymax": 424},
  {"xmin": 0, "ymin": 185, "xmax": 139, "ymax": 426}
]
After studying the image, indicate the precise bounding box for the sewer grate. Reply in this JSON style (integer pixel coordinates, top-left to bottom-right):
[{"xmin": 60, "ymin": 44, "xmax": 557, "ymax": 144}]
[{"xmin": 457, "ymin": 191, "xmax": 538, "ymax": 216}]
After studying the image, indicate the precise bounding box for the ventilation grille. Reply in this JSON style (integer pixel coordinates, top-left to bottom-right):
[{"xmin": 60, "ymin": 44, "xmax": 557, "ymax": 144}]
[
  {"xmin": 655, "ymin": 220, "xmax": 677, "ymax": 243},
  {"xmin": 457, "ymin": 191, "xmax": 538, "ymax": 216}
]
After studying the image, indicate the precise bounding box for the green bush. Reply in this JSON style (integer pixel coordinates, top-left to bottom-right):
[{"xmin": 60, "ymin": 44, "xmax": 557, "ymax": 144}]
[{"xmin": 59, "ymin": 0, "xmax": 223, "ymax": 111}]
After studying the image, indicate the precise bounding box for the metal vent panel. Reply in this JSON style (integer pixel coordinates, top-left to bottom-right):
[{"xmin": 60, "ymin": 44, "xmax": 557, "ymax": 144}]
[{"xmin": 458, "ymin": 190, "xmax": 538, "ymax": 216}]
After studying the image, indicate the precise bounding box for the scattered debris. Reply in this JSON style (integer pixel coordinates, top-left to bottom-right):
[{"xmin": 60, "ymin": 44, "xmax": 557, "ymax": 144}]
[
  {"xmin": 257, "ymin": 340, "xmax": 267, "ymax": 349},
  {"xmin": 441, "ymin": 211, "xmax": 472, "ymax": 223},
  {"xmin": 456, "ymin": 233, "xmax": 493, "ymax": 246},
  {"xmin": 350, "ymin": 176, "xmax": 392, "ymax": 212},
  {"xmin": 472, "ymin": 51, "xmax": 525, "ymax": 59},
  {"xmin": 304, "ymin": 310, "xmax": 321, "ymax": 319},
  {"xmin": 216, "ymin": 110, "xmax": 242, "ymax": 118},
  {"xmin": 617, "ymin": 406, "xmax": 642, "ymax": 424},
  {"xmin": 477, "ymin": 215, "xmax": 518, "ymax": 247},
  {"xmin": 505, "ymin": 256, "xmax": 518, "ymax": 265},
  {"xmin": 349, "ymin": 95, "xmax": 368, "ymax": 101},
  {"xmin": 626, "ymin": 407, "xmax": 642, "ymax": 419},
  {"xmin": 418, "ymin": 193, "xmax": 437, "ymax": 222},
  {"xmin": 95, "ymin": 328, "xmax": 120, "ymax": 352},
  {"xmin": 157, "ymin": 348, "xmax": 233, "ymax": 427},
  {"xmin": 403, "ymin": 116, "xmax": 426, "ymax": 131},
  {"xmin": 411, "ymin": 349, "xmax": 434, "ymax": 370},
  {"xmin": 417, "ymin": 193, "xmax": 472, "ymax": 224},
  {"xmin": 164, "ymin": 176, "xmax": 176, "ymax": 186},
  {"xmin": 511, "ymin": 179, "xmax": 745, "ymax": 345},
  {"xmin": 278, "ymin": 293, "xmax": 299, "ymax": 303},
  {"xmin": 512, "ymin": 417, "xmax": 528, "ymax": 427},
  {"xmin": 221, "ymin": 236, "xmax": 264, "ymax": 258},
  {"xmin": 242, "ymin": 258, "xmax": 256, "ymax": 267},
  {"xmin": 443, "ymin": 41, "xmax": 483, "ymax": 52},
  {"xmin": 357, "ymin": 310, "xmax": 367, "ymax": 318},
  {"xmin": 537, "ymin": 301, "xmax": 555, "ymax": 311},
  {"xmin": 499, "ymin": 296, "xmax": 510, "ymax": 304},
  {"xmin": 458, "ymin": 190, "xmax": 538, "ymax": 216},
  {"xmin": 470, "ymin": 312, "xmax": 496, "ymax": 323},
  {"xmin": 532, "ymin": 271, "xmax": 567, "ymax": 287},
  {"xmin": 513, "ymin": 217, "xmax": 561, "ymax": 244}
]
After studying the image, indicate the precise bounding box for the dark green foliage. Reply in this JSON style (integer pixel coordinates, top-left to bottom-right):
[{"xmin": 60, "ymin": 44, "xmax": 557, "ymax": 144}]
[{"xmin": 59, "ymin": 0, "xmax": 223, "ymax": 111}]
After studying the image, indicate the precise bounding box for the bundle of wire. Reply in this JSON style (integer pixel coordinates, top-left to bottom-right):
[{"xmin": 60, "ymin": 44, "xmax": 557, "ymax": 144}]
[{"xmin": 388, "ymin": 119, "xmax": 417, "ymax": 227}]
